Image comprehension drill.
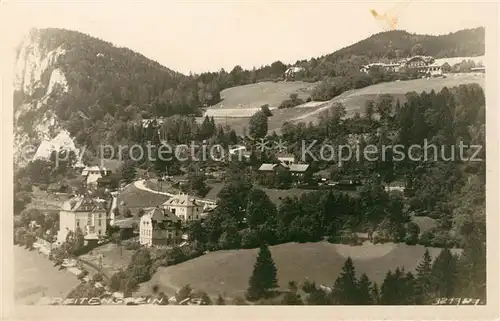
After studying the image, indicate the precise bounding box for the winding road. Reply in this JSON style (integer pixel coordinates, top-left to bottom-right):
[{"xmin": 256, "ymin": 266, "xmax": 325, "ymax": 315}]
[{"xmin": 133, "ymin": 179, "xmax": 216, "ymax": 205}]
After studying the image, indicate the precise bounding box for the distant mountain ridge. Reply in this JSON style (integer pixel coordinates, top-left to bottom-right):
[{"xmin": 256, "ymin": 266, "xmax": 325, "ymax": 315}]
[
  {"xmin": 13, "ymin": 27, "xmax": 485, "ymax": 165},
  {"xmin": 331, "ymin": 28, "xmax": 485, "ymax": 60}
]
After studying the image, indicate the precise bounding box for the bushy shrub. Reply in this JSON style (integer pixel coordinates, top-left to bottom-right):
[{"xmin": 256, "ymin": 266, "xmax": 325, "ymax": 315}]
[
  {"xmin": 260, "ymin": 104, "xmax": 273, "ymax": 117},
  {"xmin": 404, "ymin": 222, "xmax": 420, "ymax": 245},
  {"xmin": 431, "ymin": 230, "xmax": 458, "ymax": 248},
  {"xmin": 124, "ymin": 241, "xmax": 141, "ymax": 250},
  {"xmin": 278, "ymin": 93, "xmax": 304, "ymax": 109},
  {"xmin": 418, "ymin": 231, "xmax": 435, "ymax": 246},
  {"xmin": 338, "ymin": 230, "xmax": 361, "ymax": 245},
  {"xmin": 92, "ymin": 273, "xmax": 104, "ymax": 283},
  {"xmin": 77, "ymin": 270, "xmax": 89, "ymax": 281},
  {"xmin": 240, "ymin": 229, "xmax": 260, "ymax": 249},
  {"xmin": 373, "ymin": 234, "xmax": 390, "ymax": 244}
]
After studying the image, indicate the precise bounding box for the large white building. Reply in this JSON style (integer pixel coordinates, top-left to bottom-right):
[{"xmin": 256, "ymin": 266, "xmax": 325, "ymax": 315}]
[
  {"xmin": 139, "ymin": 207, "xmax": 181, "ymax": 247},
  {"xmin": 162, "ymin": 193, "xmax": 204, "ymax": 222},
  {"xmin": 57, "ymin": 194, "xmax": 107, "ymax": 244}
]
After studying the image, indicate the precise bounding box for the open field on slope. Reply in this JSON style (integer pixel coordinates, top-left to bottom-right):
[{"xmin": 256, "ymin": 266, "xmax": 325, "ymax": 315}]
[
  {"xmin": 117, "ymin": 183, "xmax": 168, "ymax": 214},
  {"xmin": 26, "ymin": 188, "xmax": 70, "ymax": 212},
  {"xmin": 434, "ymin": 55, "xmax": 485, "ymax": 66},
  {"xmin": 207, "ymin": 81, "xmax": 318, "ymax": 112},
  {"xmin": 292, "ymin": 73, "xmax": 485, "ymax": 126},
  {"xmin": 202, "ymin": 106, "xmax": 326, "ymax": 136},
  {"xmin": 203, "ymin": 74, "xmax": 484, "ymax": 136},
  {"xmin": 139, "ymin": 242, "xmax": 462, "ymax": 299}
]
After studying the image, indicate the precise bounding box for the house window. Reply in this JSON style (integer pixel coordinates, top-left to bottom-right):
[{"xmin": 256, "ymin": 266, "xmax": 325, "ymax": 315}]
[
  {"xmin": 171, "ymin": 208, "xmax": 176, "ymax": 215},
  {"xmin": 76, "ymin": 220, "xmax": 80, "ymax": 227},
  {"xmin": 189, "ymin": 216, "xmax": 192, "ymax": 220},
  {"xmin": 98, "ymin": 220, "xmax": 101, "ymax": 227},
  {"xmin": 98, "ymin": 230, "xmax": 101, "ymax": 235}
]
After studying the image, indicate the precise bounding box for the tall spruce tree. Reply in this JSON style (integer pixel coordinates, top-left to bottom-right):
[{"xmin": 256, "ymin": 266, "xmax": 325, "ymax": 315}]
[
  {"xmin": 380, "ymin": 270, "xmax": 394, "ymax": 304},
  {"xmin": 246, "ymin": 243, "xmax": 278, "ymax": 301},
  {"xmin": 380, "ymin": 268, "xmax": 413, "ymax": 304},
  {"xmin": 357, "ymin": 274, "xmax": 373, "ymax": 304},
  {"xmin": 371, "ymin": 282, "xmax": 380, "ymax": 304},
  {"xmin": 415, "ymin": 249, "xmax": 433, "ymax": 304},
  {"xmin": 455, "ymin": 231, "xmax": 486, "ymax": 301},
  {"xmin": 403, "ymin": 271, "xmax": 416, "ymax": 304},
  {"xmin": 431, "ymin": 247, "xmax": 458, "ymax": 298},
  {"xmin": 332, "ymin": 257, "xmax": 359, "ymax": 304}
]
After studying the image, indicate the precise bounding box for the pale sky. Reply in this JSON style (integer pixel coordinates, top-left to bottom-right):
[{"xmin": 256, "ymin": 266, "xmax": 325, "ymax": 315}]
[{"xmin": 1, "ymin": 1, "xmax": 492, "ymax": 74}]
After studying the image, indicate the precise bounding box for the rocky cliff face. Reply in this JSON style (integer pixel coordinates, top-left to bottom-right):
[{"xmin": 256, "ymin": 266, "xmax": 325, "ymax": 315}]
[
  {"xmin": 12, "ymin": 27, "xmax": 191, "ymax": 167},
  {"xmin": 13, "ymin": 29, "xmax": 75, "ymax": 165}
]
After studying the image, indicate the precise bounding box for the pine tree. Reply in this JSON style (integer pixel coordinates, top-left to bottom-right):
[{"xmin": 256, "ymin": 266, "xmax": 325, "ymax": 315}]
[
  {"xmin": 402, "ymin": 271, "xmax": 416, "ymax": 304},
  {"xmin": 380, "ymin": 270, "xmax": 394, "ymax": 304},
  {"xmin": 246, "ymin": 243, "xmax": 278, "ymax": 301},
  {"xmin": 380, "ymin": 268, "xmax": 412, "ymax": 305},
  {"xmin": 431, "ymin": 247, "xmax": 457, "ymax": 298},
  {"xmin": 455, "ymin": 232, "xmax": 486, "ymax": 301},
  {"xmin": 357, "ymin": 274, "xmax": 373, "ymax": 304},
  {"xmin": 332, "ymin": 257, "xmax": 358, "ymax": 304},
  {"xmin": 371, "ymin": 282, "xmax": 380, "ymax": 304},
  {"xmin": 415, "ymin": 249, "xmax": 433, "ymax": 304}
]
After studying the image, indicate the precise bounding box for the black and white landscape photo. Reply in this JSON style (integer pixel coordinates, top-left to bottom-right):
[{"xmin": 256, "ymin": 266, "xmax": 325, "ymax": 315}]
[{"xmin": 4, "ymin": 0, "xmax": 498, "ymax": 319}]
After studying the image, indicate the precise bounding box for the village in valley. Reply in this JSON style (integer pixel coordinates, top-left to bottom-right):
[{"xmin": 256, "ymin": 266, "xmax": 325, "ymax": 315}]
[{"xmin": 12, "ymin": 12, "xmax": 487, "ymax": 307}]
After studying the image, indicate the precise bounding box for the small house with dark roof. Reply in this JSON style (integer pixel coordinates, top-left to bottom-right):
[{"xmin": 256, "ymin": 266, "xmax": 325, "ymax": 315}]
[{"xmin": 139, "ymin": 207, "xmax": 181, "ymax": 246}]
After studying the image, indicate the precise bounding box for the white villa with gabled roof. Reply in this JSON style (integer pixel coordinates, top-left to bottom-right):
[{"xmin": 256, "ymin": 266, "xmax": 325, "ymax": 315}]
[
  {"xmin": 162, "ymin": 193, "xmax": 204, "ymax": 222},
  {"xmin": 57, "ymin": 194, "xmax": 107, "ymax": 244}
]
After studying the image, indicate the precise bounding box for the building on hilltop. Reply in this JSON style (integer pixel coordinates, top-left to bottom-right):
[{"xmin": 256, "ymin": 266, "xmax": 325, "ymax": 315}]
[
  {"xmin": 284, "ymin": 66, "xmax": 304, "ymax": 80},
  {"xmin": 359, "ymin": 62, "xmax": 402, "ymax": 74},
  {"xmin": 401, "ymin": 55, "xmax": 435, "ymax": 69},
  {"xmin": 57, "ymin": 194, "xmax": 107, "ymax": 244},
  {"xmin": 471, "ymin": 66, "xmax": 486, "ymax": 73},
  {"xmin": 425, "ymin": 62, "xmax": 444, "ymax": 77},
  {"xmin": 139, "ymin": 206, "xmax": 181, "ymax": 247},
  {"xmin": 360, "ymin": 55, "xmax": 448, "ymax": 77},
  {"xmin": 162, "ymin": 193, "xmax": 204, "ymax": 222}
]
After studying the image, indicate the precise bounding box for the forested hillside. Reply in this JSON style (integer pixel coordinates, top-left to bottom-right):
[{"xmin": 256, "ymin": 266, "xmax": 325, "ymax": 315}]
[
  {"xmin": 14, "ymin": 27, "xmax": 484, "ymax": 152},
  {"xmin": 329, "ymin": 28, "xmax": 485, "ymax": 61}
]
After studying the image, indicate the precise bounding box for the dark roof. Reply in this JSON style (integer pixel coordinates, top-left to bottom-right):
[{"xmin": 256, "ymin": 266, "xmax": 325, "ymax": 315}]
[{"xmin": 66, "ymin": 194, "xmax": 107, "ymax": 212}]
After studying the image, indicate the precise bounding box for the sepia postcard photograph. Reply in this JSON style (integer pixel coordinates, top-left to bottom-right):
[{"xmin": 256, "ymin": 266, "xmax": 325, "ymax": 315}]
[{"xmin": 1, "ymin": 0, "xmax": 499, "ymax": 320}]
